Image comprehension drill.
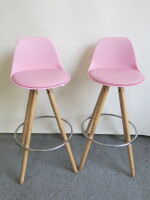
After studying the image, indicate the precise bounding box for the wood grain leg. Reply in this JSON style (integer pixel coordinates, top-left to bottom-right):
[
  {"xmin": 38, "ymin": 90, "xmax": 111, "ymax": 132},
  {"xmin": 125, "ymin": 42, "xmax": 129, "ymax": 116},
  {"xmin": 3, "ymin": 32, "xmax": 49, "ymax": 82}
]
[
  {"xmin": 20, "ymin": 90, "xmax": 38, "ymax": 184},
  {"xmin": 85, "ymin": 86, "xmax": 106, "ymax": 135},
  {"xmin": 21, "ymin": 90, "xmax": 33, "ymax": 146},
  {"xmin": 118, "ymin": 87, "xmax": 135, "ymax": 177},
  {"xmin": 46, "ymin": 89, "xmax": 78, "ymax": 173},
  {"xmin": 79, "ymin": 86, "xmax": 109, "ymax": 170}
]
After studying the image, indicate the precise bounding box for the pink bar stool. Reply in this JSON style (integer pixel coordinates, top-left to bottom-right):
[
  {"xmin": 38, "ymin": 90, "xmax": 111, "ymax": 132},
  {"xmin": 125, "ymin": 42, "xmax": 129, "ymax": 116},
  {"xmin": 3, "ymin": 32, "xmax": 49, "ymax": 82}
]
[
  {"xmin": 79, "ymin": 37, "xmax": 144, "ymax": 177},
  {"xmin": 11, "ymin": 37, "xmax": 78, "ymax": 184}
]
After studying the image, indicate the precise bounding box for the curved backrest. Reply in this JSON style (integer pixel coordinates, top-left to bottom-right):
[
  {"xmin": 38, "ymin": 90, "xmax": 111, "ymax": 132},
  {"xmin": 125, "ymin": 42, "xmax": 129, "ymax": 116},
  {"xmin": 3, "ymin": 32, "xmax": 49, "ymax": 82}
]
[
  {"xmin": 89, "ymin": 37, "xmax": 138, "ymax": 71},
  {"xmin": 11, "ymin": 37, "xmax": 62, "ymax": 78}
]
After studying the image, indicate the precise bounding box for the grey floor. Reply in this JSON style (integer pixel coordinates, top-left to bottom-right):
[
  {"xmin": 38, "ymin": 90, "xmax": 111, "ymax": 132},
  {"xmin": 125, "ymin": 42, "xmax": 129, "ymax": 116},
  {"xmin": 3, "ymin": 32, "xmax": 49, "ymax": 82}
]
[{"xmin": 0, "ymin": 134, "xmax": 150, "ymax": 200}]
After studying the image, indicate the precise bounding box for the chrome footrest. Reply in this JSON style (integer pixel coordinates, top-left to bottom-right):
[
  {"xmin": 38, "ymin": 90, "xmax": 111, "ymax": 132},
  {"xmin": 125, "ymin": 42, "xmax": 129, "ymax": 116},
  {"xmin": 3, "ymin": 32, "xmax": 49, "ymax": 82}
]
[
  {"xmin": 14, "ymin": 115, "xmax": 73, "ymax": 152},
  {"xmin": 81, "ymin": 113, "xmax": 138, "ymax": 148}
]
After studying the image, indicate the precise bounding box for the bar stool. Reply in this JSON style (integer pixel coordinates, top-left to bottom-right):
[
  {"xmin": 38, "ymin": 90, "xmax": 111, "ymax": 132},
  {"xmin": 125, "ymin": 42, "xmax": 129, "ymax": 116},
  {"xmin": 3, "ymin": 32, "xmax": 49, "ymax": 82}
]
[
  {"xmin": 79, "ymin": 37, "xmax": 144, "ymax": 177},
  {"xmin": 11, "ymin": 37, "xmax": 78, "ymax": 184}
]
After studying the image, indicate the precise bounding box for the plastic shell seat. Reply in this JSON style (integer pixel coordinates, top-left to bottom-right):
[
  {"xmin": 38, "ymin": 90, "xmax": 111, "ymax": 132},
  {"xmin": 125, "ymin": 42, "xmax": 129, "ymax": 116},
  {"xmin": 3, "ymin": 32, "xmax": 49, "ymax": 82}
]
[
  {"xmin": 11, "ymin": 37, "xmax": 70, "ymax": 89},
  {"xmin": 88, "ymin": 37, "xmax": 144, "ymax": 87}
]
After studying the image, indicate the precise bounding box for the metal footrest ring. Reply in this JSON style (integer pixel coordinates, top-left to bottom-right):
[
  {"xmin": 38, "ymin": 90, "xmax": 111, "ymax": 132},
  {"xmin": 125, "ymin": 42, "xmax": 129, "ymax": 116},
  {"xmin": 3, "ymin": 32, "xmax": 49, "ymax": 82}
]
[
  {"xmin": 81, "ymin": 113, "xmax": 138, "ymax": 148},
  {"xmin": 14, "ymin": 115, "xmax": 73, "ymax": 152}
]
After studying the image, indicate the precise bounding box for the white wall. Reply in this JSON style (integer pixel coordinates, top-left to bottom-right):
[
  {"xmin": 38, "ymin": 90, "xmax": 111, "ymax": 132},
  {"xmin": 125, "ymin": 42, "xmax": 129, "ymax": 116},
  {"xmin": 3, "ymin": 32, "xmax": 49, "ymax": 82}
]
[{"xmin": 0, "ymin": 0, "xmax": 149, "ymax": 135}]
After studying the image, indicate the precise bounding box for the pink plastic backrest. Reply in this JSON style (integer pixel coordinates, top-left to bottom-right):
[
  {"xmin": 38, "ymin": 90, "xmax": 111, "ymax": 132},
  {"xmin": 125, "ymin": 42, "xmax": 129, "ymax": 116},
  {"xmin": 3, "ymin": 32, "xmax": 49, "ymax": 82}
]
[
  {"xmin": 11, "ymin": 37, "xmax": 62, "ymax": 78},
  {"xmin": 89, "ymin": 37, "xmax": 138, "ymax": 72}
]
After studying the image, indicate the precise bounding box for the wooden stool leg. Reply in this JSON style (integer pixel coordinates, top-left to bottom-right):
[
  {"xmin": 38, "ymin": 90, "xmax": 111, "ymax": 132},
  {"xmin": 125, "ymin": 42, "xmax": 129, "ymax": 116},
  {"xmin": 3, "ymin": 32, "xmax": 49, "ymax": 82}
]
[
  {"xmin": 20, "ymin": 90, "xmax": 38, "ymax": 184},
  {"xmin": 79, "ymin": 86, "xmax": 109, "ymax": 170},
  {"xmin": 21, "ymin": 90, "xmax": 33, "ymax": 146},
  {"xmin": 118, "ymin": 87, "xmax": 135, "ymax": 177},
  {"xmin": 46, "ymin": 89, "xmax": 78, "ymax": 173},
  {"xmin": 85, "ymin": 86, "xmax": 106, "ymax": 135}
]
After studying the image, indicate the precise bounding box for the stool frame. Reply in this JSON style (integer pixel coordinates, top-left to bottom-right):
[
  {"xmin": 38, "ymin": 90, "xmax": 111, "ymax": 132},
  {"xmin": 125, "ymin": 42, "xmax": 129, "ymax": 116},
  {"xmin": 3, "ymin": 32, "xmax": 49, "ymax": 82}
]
[
  {"xmin": 79, "ymin": 86, "xmax": 135, "ymax": 177},
  {"xmin": 19, "ymin": 89, "xmax": 78, "ymax": 184}
]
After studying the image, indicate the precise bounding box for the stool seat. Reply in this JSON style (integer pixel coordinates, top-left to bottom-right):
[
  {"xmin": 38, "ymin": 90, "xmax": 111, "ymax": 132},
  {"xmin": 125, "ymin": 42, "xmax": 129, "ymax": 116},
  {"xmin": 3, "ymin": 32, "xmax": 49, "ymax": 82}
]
[
  {"xmin": 11, "ymin": 37, "xmax": 70, "ymax": 89},
  {"xmin": 88, "ymin": 68, "xmax": 144, "ymax": 87},
  {"xmin": 12, "ymin": 68, "xmax": 70, "ymax": 89}
]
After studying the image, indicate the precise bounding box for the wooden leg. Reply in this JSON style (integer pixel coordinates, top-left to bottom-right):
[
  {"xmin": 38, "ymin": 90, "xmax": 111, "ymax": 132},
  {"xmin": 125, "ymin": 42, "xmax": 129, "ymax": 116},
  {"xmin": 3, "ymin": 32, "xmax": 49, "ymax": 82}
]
[
  {"xmin": 85, "ymin": 86, "xmax": 106, "ymax": 135},
  {"xmin": 118, "ymin": 87, "xmax": 135, "ymax": 177},
  {"xmin": 20, "ymin": 90, "xmax": 38, "ymax": 184},
  {"xmin": 21, "ymin": 90, "xmax": 33, "ymax": 146},
  {"xmin": 46, "ymin": 89, "xmax": 78, "ymax": 173},
  {"xmin": 79, "ymin": 86, "xmax": 109, "ymax": 170}
]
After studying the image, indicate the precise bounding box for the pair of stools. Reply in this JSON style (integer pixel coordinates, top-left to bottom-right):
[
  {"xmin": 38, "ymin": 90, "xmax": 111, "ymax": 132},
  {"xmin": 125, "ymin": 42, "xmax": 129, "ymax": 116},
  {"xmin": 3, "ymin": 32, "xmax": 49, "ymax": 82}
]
[{"xmin": 11, "ymin": 37, "xmax": 144, "ymax": 184}]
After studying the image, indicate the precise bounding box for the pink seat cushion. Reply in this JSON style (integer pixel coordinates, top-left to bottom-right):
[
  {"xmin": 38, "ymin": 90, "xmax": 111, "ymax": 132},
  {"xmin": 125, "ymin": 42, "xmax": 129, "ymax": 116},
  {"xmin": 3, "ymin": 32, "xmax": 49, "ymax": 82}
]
[
  {"xmin": 88, "ymin": 68, "xmax": 144, "ymax": 87},
  {"xmin": 12, "ymin": 68, "xmax": 70, "ymax": 89}
]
